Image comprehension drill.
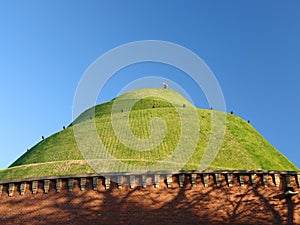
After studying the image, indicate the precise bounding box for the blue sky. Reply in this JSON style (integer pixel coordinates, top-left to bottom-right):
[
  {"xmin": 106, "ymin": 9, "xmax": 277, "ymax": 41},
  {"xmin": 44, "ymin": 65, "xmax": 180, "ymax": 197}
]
[{"xmin": 0, "ymin": 1, "xmax": 299, "ymax": 169}]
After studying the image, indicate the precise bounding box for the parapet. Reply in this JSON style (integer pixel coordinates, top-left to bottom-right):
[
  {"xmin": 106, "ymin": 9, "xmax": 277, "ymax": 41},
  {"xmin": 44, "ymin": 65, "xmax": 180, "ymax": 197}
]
[{"xmin": 0, "ymin": 170, "xmax": 299, "ymax": 197}]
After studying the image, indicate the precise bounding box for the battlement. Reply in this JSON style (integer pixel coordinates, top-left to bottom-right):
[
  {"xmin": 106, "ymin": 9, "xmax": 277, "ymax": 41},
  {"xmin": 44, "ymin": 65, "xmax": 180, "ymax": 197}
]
[{"xmin": 1, "ymin": 170, "xmax": 299, "ymax": 197}]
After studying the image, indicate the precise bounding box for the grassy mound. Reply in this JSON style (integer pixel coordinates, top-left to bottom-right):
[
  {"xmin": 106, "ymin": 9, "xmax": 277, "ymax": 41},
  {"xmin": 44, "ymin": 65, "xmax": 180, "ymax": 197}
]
[{"xmin": 0, "ymin": 88, "xmax": 298, "ymax": 180}]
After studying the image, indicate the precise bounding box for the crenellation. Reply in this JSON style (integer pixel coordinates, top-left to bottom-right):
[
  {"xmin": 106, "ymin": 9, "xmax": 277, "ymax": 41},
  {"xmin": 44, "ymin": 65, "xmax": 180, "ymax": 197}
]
[
  {"xmin": 239, "ymin": 174, "xmax": 244, "ymax": 186},
  {"xmin": 263, "ymin": 174, "xmax": 268, "ymax": 187},
  {"xmin": 142, "ymin": 175, "xmax": 147, "ymax": 188},
  {"xmin": 117, "ymin": 176, "xmax": 122, "ymax": 188},
  {"xmin": 105, "ymin": 177, "xmax": 110, "ymax": 189},
  {"xmin": 274, "ymin": 174, "xmax": 280, "ymax": 187},
  {"xmin": 154, "ymin": 174, "xmax": 160, "ymax": 188},
  {"xmin": 44, "ymin": 180, "xmax": 50, "ymax": 193},
  {"xmin": 203, "ymin": 174, "xmax": 209, "ymax": 187},
  {"xmin": 227, "ymin": 174, "xmax": 233, "ymax": 187},
  {"xmin": 215, "ymin": 173, "xmax": 221, "ymax": 187},
  {"xmin": 92, "ymin": 177, "xmax": 98, "ymax": 190},
  {"xmin": 68, "ymin": 179, "xmax": 74, "ymax": 191},
  {"xmin": 250, "ymin": 174, "xmax": 256, "ymax": 187},
  {"xmin": 80, "ymin": 178, "xmax": 86, "ymax": 191},
  {"xmin": 56, "ymin": 179, "xmax": 62, "ymax": 193},
  {"xmin": 178, "ymin": 174, "xmax": 184, "ymax": 187},
  {"xmin": 167, "ymin": 175, "xmax": 172, "ymax": 188},
  {"xmin": 20, "ymin": 182, "xmax": 26, "ymax": 195},
  {"xmin": 191, "ymin": 174, "xmax": 197, "ymax": 187},
  {"xmin": 0, "ymin": 171, "xmax": 299, "ymax": 194},
  {"xmin": 32, "ymin": 181, "xmax": 38, "ymax": 194},
  {"xmin": 8, "ymin": 183, "xmax": 14, "ymax": 197},
  {"xmin": 130, "ymin": 175, "xmax": 136, "ymax": 188}
]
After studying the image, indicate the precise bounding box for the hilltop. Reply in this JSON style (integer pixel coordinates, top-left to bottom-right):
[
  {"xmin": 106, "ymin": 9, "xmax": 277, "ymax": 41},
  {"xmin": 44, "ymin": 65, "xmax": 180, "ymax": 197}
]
[{"xmin": 0, "ymin": 88, "xmax": 298, "ymax": 180}]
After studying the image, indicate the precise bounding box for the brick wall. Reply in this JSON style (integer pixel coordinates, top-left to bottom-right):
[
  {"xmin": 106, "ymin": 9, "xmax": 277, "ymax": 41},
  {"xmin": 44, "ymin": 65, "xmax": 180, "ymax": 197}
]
[{"xmin": 0, "ymin": 173, "xmax": 299, "ymax": 225}]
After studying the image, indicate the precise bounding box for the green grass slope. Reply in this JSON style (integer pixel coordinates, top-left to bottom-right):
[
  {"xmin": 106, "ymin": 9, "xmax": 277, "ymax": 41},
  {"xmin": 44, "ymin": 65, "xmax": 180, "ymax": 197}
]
[{"xmin": 0, "ymin": 88, "xmax": 298, "ymax": 180}]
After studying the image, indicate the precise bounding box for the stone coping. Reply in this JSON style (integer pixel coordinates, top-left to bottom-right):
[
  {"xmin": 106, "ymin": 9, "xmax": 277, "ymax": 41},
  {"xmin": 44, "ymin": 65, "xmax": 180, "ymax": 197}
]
[{"xmin": 0, "ymin": 169, "xmax": 299, "ymax": 185}]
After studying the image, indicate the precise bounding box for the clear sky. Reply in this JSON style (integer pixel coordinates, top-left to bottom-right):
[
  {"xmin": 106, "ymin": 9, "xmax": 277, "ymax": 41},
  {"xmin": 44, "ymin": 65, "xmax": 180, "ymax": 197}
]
[{"xmin": 0, "ymin": 1, "xmax": 299, "ymax": 170}]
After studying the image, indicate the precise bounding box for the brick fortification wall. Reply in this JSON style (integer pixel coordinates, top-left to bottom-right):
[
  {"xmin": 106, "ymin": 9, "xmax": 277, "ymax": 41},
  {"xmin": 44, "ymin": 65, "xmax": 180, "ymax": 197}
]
[{"xmin": 0, "ymin": 172, "xmax": 299, "ymax": 225}]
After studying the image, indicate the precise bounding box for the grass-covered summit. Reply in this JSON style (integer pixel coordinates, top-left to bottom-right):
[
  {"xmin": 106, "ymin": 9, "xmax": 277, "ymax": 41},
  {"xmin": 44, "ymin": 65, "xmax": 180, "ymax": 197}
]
[{"xmin": 0, "ymin": 88, "xmax": 298, "ymax": 180}]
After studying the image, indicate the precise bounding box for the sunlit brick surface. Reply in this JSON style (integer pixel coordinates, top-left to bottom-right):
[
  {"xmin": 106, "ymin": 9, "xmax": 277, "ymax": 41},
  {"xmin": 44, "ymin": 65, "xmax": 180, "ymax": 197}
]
[{"xmin": 0, "ymin": 175, "xmax": 299, "ymax": 225}]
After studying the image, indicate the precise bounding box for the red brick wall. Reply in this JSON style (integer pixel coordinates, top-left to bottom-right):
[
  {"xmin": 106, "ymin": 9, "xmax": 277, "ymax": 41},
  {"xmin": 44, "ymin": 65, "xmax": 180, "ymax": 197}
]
[{"xmin": 0, "ymin": 175, "xmax": 299, "ymax": 225}]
